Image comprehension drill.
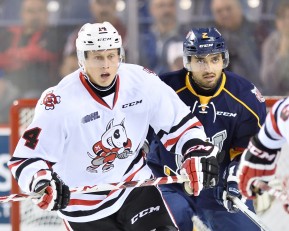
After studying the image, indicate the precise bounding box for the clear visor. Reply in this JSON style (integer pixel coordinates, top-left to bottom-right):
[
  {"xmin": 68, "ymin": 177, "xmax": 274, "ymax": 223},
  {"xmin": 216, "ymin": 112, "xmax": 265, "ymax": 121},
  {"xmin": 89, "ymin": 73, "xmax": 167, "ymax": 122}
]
[
  {"xmin": 83, "ymin": 49, "xmax": 122, "ymax": 68},
  {"xmin": 184, "ymin": 51, "xmax": 229, "ymax": 72}
]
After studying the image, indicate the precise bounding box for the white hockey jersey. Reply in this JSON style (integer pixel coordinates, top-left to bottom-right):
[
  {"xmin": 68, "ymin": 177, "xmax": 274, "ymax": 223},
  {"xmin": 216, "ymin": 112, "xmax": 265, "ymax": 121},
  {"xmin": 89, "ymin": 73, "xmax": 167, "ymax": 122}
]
[
  {"xmin": 258, "ymin": 97, "xmax": 289, "ymax": 149},
  {"xmin": 8, "ymin": 63, "xmax": 206, "ymax": 222}
]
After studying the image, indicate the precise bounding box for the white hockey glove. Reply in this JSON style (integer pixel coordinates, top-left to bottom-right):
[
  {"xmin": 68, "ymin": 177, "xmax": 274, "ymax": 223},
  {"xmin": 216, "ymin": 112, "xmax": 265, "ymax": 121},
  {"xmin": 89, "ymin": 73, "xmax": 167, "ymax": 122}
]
[
  {"xmin": 215, "ymin": 161, "xmax": 245, "ymax": 213},
  {"xmin": 180, "ymin": 140, "xmax": 221, "ymax": 196},
  {"xmin": 237, "ymin": 135, "xmax": 280, "ymax": 199},
  {"xmin": 30, "ymin": 169, "xmax": 70, "ymax": 211}
]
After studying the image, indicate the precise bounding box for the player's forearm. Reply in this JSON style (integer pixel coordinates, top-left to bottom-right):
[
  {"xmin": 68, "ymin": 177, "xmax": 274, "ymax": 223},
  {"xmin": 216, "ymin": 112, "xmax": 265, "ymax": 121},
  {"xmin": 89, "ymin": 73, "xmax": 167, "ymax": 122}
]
[
  {"xmin": 257, "ymin": 120, "xmax": 285, "ymax": 151},
  {"xmin": 8, "ymin": 157, "xmax": 52, "ymax": 193}
]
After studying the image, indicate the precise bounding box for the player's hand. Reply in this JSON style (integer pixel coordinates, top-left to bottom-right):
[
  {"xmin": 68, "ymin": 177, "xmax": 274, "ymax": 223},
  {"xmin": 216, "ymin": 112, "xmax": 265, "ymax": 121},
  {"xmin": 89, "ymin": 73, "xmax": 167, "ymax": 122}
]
[
  {"xmin": 215, "ymin": 161, "xmax": 244, "ymax": 213},
  {"xmin": 237, "ymin": 135, "xmax": 280, "ymax": 199},
  {"xmin": 180, "ymin": 141, "xmax": 220, "ymax": 196},
  {"xmin": 30, "ymin": 169, "xmax": 70, "ymax": 211}
]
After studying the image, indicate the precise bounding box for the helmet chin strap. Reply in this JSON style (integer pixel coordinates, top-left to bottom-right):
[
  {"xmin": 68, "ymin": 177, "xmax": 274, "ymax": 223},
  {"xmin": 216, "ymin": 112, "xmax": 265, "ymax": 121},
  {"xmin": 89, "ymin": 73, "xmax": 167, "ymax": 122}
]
[{"xmin": 79, "ymin": 62, "xmax": 88, "ymax": 76}]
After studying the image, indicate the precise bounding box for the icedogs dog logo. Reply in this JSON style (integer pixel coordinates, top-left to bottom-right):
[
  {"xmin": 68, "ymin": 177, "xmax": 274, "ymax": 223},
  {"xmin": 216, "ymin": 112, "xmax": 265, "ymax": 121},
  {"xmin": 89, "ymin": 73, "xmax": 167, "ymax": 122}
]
[{"xmin": 87, "ymin": 118, "xmax": 133, "ymax": 173}]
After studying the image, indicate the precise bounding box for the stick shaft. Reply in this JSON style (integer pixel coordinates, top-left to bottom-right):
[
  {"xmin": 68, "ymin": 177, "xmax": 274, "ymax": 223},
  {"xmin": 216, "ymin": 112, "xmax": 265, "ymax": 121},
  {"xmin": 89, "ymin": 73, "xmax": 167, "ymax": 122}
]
[
  {"xmin": 0, "ymin": 175, "xmax": 189, "ymax": 203},
  {"xmin": 232, "ymin": 197, "xmax": 272, "ymax": 231}
]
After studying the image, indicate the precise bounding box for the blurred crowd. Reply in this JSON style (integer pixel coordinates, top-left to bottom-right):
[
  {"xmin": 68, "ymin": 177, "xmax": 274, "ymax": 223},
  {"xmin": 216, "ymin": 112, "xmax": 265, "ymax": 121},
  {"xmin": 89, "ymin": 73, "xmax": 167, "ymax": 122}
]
[{"xmin": 0, "ymin": 0, "xmax": 288, "ymax": 124}]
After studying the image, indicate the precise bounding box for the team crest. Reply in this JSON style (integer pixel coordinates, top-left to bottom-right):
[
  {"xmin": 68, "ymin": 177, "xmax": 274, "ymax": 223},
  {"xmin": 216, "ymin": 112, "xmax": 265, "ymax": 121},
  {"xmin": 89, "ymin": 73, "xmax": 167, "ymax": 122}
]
[
  {"xmin": 280, "ymin": 104, "xmax": 289, "ymax": 121},
  {"xmin": 251, "ymin": 86, "xmax": 265, "ymax": 103},
  {"xmin": 86, "ymin": 118, "xmax": 133, "ymax": 173},
  {"xmin": 143, "ymin": 67, "xmax": 157, "ymax": 76},
  {"xmin": 41, "ymin": 92, "xmax": 61, "ymax": 110}
]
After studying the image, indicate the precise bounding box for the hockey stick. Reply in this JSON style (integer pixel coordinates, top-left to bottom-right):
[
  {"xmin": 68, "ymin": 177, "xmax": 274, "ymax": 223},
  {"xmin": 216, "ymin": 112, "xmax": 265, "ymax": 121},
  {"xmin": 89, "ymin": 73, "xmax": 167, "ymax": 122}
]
[
  {"xmin": 163, "ymin": 165, "xmax": 271, "ymax": 231},
  {"xmin": 231, "ymin": 197, "xmax": 272, "ymax": 231},
  {"xmin": 0, "ymin": 175, "xmax": 189, "ymax": 203},
  {"xmin": 191, "ymin": 216, "xmax": 211, "ymax": 231},
  {"xmin": 252, "ymin": 180, "xmax": 289, "ymax": 204}
]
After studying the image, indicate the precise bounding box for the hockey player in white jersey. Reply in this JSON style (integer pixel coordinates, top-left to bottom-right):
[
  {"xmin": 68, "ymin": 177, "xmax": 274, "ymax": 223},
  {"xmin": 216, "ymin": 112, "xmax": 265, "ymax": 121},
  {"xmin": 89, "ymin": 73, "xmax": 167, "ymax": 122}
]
[
  {"xmin": 238, "ymin": 97, "xmax": 289, "ymax": 213},
  {"xmin": 8, "ymin": 22, "xmax": 221, "ymax": 231}
]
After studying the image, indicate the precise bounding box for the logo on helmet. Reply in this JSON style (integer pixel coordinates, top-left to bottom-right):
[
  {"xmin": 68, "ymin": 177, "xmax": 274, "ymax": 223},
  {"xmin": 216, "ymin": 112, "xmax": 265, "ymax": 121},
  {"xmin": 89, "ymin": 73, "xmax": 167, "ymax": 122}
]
[
  {"xmin": 199, "ymin": 44, "xmax": 213, "ymax": 48},
  {"xmin": 99, "ymin": 27, "xmax": 107, "ymax": 33},
  {"xmin": 202, "ymin": 32, "xmax": 209, "ymax": 39},
  {"xmin": 98, "ymin": 38, "xmax": 112, "ymax": 41}
]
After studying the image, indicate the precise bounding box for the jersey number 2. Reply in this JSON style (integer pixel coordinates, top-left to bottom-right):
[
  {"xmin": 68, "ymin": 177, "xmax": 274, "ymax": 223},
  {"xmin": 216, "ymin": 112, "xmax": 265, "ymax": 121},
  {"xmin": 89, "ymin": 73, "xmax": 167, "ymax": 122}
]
[{"xmin": 22, "ymin": 127, "xmax": 41, "ymax": 150}]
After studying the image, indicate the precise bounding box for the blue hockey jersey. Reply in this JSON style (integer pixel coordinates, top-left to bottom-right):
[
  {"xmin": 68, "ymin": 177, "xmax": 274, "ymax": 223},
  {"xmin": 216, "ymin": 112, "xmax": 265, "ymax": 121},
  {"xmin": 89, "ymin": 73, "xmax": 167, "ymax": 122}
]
[{"xmin": 147, "ymin": 68, "xmax": 267, "ymax": 210}]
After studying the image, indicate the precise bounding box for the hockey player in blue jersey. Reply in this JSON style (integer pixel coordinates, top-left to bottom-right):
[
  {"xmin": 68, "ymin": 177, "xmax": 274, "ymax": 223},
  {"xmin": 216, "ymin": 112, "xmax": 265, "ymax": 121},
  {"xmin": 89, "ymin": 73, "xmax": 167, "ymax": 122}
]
[{"xmin": 147, "ymin": 27, "xmax": 267, "ymax": 231}]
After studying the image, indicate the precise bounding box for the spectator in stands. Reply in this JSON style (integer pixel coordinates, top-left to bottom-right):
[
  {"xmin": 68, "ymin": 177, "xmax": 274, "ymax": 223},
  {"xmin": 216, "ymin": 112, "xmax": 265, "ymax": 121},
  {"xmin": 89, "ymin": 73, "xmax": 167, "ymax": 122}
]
[
  {"xmin": 59, "ymin": 53, "xmax": 79, "ymax": 77},
  {"xmin": 166, "ymin": 41, "xmax": 183, "ymax": 71},
  {"xmin": 89, "ymin": 0, "xmax": 126, "ymax": 42},
  {"xmin": 139, "ymin": 0, "xmax": 182, "ymax": 74},
  {"xmin": 210, "ymin": 0, "xmax": 267, "ymax": 90},
  {"xmin": 60, "ymin": 0, "xmax": 127, "ymax": 77},
  {"xmin": 260, "ymin": 1, "xmax": 289, "ymax": 95},
  {"xmin": 0, "ymin": 70, "xmax": 20, "ymax": 124},
  {"xmin": 0, "ymin": 0, "xmax": 64, "ymax": 98}
]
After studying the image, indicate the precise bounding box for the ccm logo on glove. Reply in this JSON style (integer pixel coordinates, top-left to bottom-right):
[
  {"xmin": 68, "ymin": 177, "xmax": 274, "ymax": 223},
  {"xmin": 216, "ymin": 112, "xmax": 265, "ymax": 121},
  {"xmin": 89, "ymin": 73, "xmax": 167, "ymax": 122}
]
[
  {"xmin": 247, "ymin": 142, "xmax": 276, "ymax": 162},
  {"xmin": 184, "ymin": 145, "xmax": 213, "ymax": 156}
]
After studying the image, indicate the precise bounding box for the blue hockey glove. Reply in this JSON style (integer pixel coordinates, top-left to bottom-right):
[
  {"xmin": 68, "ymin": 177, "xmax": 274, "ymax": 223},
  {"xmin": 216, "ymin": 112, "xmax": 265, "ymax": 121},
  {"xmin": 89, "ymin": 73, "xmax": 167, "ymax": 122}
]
[{"xmin": 215, "ymin": 161, "xmax": 245, "ymax": 213}]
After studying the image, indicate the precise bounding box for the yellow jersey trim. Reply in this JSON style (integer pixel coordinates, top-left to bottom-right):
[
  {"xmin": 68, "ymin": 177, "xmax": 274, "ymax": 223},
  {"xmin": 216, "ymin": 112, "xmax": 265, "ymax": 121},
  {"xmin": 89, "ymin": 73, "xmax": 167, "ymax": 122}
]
[{"xmin": 223, "ymin": 88, "xmax": 262, "ymax": 128}]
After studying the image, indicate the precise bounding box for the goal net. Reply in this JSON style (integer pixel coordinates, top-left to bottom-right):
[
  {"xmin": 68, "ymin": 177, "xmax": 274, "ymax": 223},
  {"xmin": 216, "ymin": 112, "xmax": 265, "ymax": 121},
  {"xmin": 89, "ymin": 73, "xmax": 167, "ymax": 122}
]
[
  {"xmin": 9, "ymin": 97, "xmax": 289, "ymax": 231},
  {"xmin": 10, "ymin": 99, "xmax": 65, "ymax": 231}
]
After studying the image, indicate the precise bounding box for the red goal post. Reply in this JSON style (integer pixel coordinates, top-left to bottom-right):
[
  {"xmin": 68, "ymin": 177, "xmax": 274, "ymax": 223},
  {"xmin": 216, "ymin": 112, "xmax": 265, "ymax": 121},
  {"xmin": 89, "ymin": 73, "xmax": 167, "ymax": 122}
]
[
  {"xmin": 10, "ymin": 99, "xmax": 65, "ymax": 231},
  {"xmin": 264, "ymin": 96, "xmax": 283, "ymax": 109},
  {"xmin": 8, "ymin": 96, "xmax": 284, "ymax": 231},
  {"xmin": 10, "ymin": 99, "xmax": 37, "ymax": 231}
]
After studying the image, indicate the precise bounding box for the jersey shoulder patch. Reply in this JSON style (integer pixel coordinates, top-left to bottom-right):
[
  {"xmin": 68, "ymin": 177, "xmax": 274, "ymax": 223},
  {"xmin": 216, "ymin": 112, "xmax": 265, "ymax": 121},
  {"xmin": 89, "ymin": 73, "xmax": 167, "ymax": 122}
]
[{"xmin": 251, "ymin": 86, "xmax": 265, "ymax": 103}]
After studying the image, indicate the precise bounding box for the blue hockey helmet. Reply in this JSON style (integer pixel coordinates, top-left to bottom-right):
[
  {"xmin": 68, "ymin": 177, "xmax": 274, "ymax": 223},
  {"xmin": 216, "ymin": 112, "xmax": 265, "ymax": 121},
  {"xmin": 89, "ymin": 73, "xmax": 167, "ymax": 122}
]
[{"xmin": 183, "ymin": 27, "xmax": 229, "ymax": 71}]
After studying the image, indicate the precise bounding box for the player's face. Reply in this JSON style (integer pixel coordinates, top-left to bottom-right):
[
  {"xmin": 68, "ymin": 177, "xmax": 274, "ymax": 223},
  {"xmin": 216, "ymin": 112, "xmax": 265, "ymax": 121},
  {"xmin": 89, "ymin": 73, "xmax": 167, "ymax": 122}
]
[
  {"xmin": 84, "ymin": 49, "xmax": 120, "ymax": 87},
  {"xmin": 190, "ymin": 53, "xmax": 223, "ymax": 90}
]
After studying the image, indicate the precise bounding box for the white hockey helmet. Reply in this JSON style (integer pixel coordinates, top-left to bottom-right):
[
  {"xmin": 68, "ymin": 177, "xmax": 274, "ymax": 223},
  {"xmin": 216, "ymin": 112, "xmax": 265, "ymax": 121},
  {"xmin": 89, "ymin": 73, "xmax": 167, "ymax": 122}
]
[{"xmin": 76, "ymin": 21, "xmax": 124, "ymax": 66}]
